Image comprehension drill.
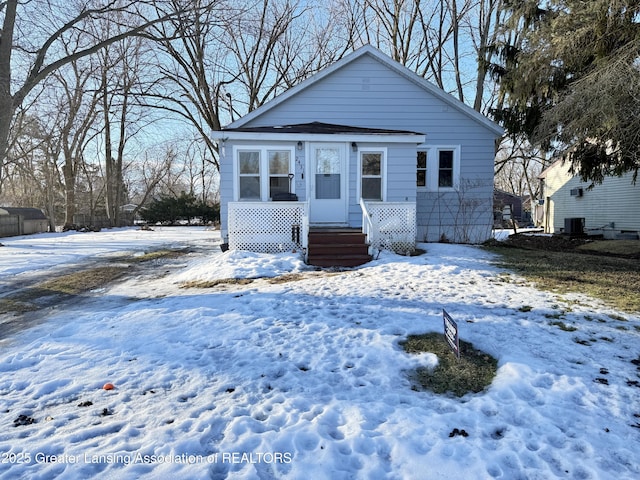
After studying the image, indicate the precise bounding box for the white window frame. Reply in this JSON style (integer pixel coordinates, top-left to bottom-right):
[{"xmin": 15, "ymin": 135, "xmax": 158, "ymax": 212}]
[
  {"xmin": 237, "ymin": 149, "xmax": 261, "ymax": 201},
  {"xmin": 416, "ymin": 149, "xmax": 428, "ymax": 189},
  {"xmin": 357, "ymin": 147, "xmax": 386, "ymax": 201},
  {"xmin": 416, "ymin": 145, "xmax": 460, "ymax": 192},
  {"xmin": 234, "ymin": 145, "xmax": 296, "ymax": 201}
]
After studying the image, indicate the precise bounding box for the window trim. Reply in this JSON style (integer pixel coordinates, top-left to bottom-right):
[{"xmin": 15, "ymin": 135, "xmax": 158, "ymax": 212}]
[
  {"xmin": 357, "ymin": 147, "xmax": 386, "ymax": 201},
  {"xmin": 233, "ymin": 145, "xmax": 296, "ymax": 201},
  {"xmin": 416, "ymin": 145, "xmax": 460, "ymax": 192}
]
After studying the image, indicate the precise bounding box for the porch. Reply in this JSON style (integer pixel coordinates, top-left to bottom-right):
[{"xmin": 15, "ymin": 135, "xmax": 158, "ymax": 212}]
[{"xmin": 226, "ymin": 200, "xmax": 416, "ymax": 266}]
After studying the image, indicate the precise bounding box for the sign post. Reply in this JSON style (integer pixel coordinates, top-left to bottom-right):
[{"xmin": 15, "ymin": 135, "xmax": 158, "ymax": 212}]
[{"xmin": 443, "ymin": 309, "xmax": 460, "ymax": 359}]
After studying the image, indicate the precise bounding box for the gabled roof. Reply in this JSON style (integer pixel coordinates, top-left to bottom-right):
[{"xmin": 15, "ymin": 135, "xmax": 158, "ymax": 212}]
[
  {"xmin": 494, "ymin": 188, "xmax": 523, "ymax": 200},
  {"xmin": 224, "ymin": 45, "xmax": 503, "ymax": 136},
  {"xmin": 0, "ymin": 207, "xmax": 47, "ymax": 220}
]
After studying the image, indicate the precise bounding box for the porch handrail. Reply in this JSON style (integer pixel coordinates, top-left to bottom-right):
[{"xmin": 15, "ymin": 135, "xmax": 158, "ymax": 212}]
[
  {"xmin": 301, "ymin": 201, "xmax": 309, "ymax": 261},
  {"xmin": 360, "ymin": 198, "xmax": 374, "ymax": 247}
]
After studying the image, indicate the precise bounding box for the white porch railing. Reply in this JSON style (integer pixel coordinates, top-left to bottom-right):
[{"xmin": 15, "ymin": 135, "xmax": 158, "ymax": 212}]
[
  {"xmin": 228, "ymin": 201, "xmax": 309, "ymax": 254},
  {"xmin": 360, "ymin": 199, "xmax": 417, "ymax": 254}
]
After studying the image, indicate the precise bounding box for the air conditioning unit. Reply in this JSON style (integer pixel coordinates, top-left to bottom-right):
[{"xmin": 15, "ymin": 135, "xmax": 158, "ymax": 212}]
[
  {"xmin": 570, "ymin": 187, "xmax": 583, "ymax": 197},
  {"xmin": 564, "ymin": 217, "xmax": 585, "ymax": 235}
]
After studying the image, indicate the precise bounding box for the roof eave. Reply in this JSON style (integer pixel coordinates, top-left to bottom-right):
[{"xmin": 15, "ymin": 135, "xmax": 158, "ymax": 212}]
[{"xmin": 211, "ymin": 131, "xmax": 426, "ymax": 144}]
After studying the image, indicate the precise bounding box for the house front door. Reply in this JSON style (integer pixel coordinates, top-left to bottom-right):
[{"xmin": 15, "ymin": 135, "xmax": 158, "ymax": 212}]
[{"xmin": 309, "ymin": 143, "xmax": 348, "ymax": 224}]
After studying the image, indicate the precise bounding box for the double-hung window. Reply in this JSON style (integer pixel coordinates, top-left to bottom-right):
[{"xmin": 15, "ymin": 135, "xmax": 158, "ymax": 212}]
[
  {"xmin": 238, "ymin": 151, "xmax": 261, "ymax": 200},
  {"xmin": 438, "ymin": 150, "xmax": 454, "ymax": 188},
  {"xmin": 417, "ymin": 151, "xmax": 427, "ymax": 187},
  {"xmin": 416, "ymin": 146, "xmax": 459, "ymax": 191},
  {"xmin": 236, "ymin": 147, "xmax": 294, "ymax": 201},
  {"xmin": 360, "ymin": 149, "xmax": 385, "ymax": 201}
]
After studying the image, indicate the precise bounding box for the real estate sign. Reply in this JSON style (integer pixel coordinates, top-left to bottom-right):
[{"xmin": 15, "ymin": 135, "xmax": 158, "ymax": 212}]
[{"xmin": 443, "ymin": 309, "xmax": 460, "ymax": 359}]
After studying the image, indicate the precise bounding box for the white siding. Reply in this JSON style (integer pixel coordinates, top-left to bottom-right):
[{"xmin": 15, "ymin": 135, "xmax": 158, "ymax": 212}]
[{"xmin": 542, "ymin": 162, "xmax": 640, "ymax": 237}]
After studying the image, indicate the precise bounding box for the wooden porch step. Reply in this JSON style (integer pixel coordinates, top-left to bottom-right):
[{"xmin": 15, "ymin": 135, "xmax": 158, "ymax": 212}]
[
  {"xmin": 308, "ymin": 229, "xmax": 367, "ymax": 245},
  {"xmin": 307, "ymin": 228, "xmax": 371, "ymax": 267}
]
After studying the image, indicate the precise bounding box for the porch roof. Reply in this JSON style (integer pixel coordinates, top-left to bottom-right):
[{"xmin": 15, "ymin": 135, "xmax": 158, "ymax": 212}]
[{"xmin": 212, "ymin": 121, "xmax": 426, "ymax": 144}]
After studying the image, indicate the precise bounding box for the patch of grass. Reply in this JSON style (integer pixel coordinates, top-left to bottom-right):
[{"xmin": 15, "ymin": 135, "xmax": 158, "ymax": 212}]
[
  {"xmin": 0, "ymin": 298, "xmax": 38, "ymax": 314},
  {"xmin": 577, "ymin": 240, "xmax": 640, "ymax": 256},
  {"xmin": 0, "ymin": 248, "xmax": 191, "ymax": 316},
  {"xmin": 180, "ymin": 278, "xmax": 254, "ymax": 289},
  {"xmin": 268, "ymin": 273, "xmax": 305, "ymax": 284},
  {"xmin": 486, "ymin": 246, "xmax": 640, "ymax": 313},
  {"xmin": 549, "ymin": 321, "xmax": 578, "ymax": 332},
  {"xmin": 1, "ymin": 266, "xmax": 131, "ymax": 313},
  {"xmin": 36, "ymin": 266, "xmax": 131, "ymax": 295},
  {"xmin": 400, "ymin": 332, "xmax": 498, "ymax": 397},
  {"xmin": 129, "ymin": 249, "xmax": 187, "ymax": 263}
]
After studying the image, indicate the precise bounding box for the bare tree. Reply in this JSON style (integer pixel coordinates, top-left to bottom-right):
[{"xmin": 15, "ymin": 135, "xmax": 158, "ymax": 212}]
[
  {"xmin": 494, "ymin": 138, "xmax": 546, "ymax": 207},
  {"xmin": 146, "ymin": 0, "xmax": 230, "ymax": 171},
  {"xmin": 332, "ymin": 0, "xmax": 477, "ymax": 101},
  {"xmin": 49, "ymin": 53, "xmax": 102, "ymax": 227},
  {"xmin": 147, "ymin": 0, "xmax": 340, "ymax": 174},
  {"xmin": 126, "ymin": 143, "xmax": 178, "ymax": 215},
  {"xmin": 0, "ymin": 111, "xmax": 63, "ymax": 230},
  {"xmin": 465, "ymin": 0, "xmax": 506, "ymax": 113},
  {"xmin": 0, "ymin": 0, "xmax": 187, "ymax": 192},
  {"xmin": 222, "ymin": 0, "xmax": 307, "ymax": 112},
  {"xmin": 95, "ymin": 33, "xmax": 154, "ymax": 227}
]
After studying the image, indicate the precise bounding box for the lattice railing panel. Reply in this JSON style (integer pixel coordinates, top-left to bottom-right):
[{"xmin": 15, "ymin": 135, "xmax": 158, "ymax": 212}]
[
  {"xmin": 228, "ymin": 202, "xmax": 308, "ymax": 253},
  {"xmin": 361, "ymin": 201, "xmax": 416, "ymax": 254}
]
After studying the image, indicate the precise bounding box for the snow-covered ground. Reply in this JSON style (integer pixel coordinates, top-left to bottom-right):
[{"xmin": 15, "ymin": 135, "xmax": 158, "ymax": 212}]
[{"xmin": 0, "ymin": 227, "xmax": 638, "ymax": 479}]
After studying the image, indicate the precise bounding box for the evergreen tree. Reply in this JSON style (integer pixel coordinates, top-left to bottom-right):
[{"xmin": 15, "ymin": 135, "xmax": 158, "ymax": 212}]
[
  {"xmin": 493, "ymin": 0, "xmax": 640, "ymax": 183},
  {"xmin": 140, "ymin": 193, "xmax": 219, "ymax": 225}
]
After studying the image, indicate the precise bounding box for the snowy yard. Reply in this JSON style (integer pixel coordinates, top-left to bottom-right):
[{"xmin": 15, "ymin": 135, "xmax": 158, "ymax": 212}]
[{"xmin": 0, "ymin": 227, "xmax": 638, "ymax": 479}]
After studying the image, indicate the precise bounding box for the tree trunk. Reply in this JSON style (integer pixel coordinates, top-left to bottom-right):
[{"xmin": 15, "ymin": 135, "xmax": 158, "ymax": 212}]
[
  {"xmin": 101, "ymin": 67, "xmax": 116, "ymax": 227},
  {"xmin": 62, "ymin": 161, "xmax": 76, "ymax": 226},
  {"xmin": 0, "ymin": 0, "xmax": 18, "ymax": 188}
]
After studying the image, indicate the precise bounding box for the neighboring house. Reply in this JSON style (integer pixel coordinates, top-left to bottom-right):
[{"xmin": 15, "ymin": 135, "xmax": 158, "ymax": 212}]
[
  {"xmin": 0, "ymin": 207, "xmax": 49, "ymax": 237},
  {"xmin": 538, "ymin": 159, "xmax": 640, "ymax": 238},
  {"xmin": 493, "ymin": 189, "xmax": 524, "ymax": 226},
  {"xmin": 212, "ymin": 45, "xmax": 503, "ymax": 262}
]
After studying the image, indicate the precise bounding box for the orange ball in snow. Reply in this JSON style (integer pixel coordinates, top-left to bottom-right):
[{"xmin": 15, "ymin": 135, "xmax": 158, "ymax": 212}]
[{"xmin": 103, "ymin": 383, "xmax": 115, "ymax": 390}]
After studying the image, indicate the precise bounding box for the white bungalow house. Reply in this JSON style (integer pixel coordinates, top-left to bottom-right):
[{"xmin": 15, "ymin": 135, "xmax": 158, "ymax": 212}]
[
  {"xmin": 212, "ymin": 45, "xmax": 503, "ymax": 265},
  {"xmin": 538, "ymin": 159, "xmax": 640, "ymax": 239}
]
